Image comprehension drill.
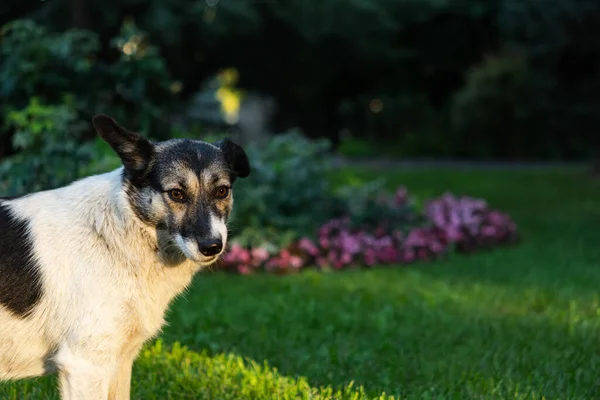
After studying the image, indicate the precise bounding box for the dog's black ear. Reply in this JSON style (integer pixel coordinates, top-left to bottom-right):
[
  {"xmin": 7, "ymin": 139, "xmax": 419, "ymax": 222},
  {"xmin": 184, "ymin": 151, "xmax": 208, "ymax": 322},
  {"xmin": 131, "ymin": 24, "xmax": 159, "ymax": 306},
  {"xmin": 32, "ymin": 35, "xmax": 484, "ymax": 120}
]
[
  {"xmin": 92, "ymin": 114, "xmax": 154, "ymax": 177},
  {"xmin": 214, "ymin": 138, "xmax": 250, "ymax": 179}
]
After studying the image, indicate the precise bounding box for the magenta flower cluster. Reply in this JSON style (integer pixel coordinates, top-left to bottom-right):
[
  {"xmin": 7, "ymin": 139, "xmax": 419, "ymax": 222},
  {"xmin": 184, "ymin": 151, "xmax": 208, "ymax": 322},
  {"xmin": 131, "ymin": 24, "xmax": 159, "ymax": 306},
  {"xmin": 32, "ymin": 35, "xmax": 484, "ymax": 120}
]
[
  {"xmin": 219, "ymin": 186, "xmax": 519, "ymax": 274},
  {"xmin": 424, "ymin": 193, "xmax": 518, "ymax": 253}
]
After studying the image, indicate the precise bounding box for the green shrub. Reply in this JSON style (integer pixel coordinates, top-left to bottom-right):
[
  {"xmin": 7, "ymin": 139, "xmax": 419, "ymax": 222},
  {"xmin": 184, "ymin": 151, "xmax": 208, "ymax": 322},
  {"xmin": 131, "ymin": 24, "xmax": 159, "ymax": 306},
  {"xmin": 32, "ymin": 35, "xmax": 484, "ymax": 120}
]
[
  {"xmin": 227, "ymin": 130, "xmax": 339, "ymax": 250},
  {"xmin": 0, "ymin": 98, "xmax": 94, "ymax": 195},
  {"xmin": 0, "ymin": 19, "xmax": 99, "ymax": 104},
  {"xmin": 226, "ymin": 129, "xmax": 429, "ymax": 252},
  {"xmin": 104, "ymin": 19, "xmax": 174, "ymax": 138},
  {"xmin": 0, "ymin": 19, "xmax": 177, "ymax": 148},
  {"xmin": 0, "ymin": 19, "xmax": 183, "ymax": 194}
]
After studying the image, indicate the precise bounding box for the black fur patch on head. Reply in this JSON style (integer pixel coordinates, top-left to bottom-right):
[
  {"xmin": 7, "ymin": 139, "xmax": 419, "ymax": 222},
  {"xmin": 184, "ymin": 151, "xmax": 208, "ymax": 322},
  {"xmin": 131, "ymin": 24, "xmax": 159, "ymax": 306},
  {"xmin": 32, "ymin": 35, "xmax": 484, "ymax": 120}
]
[
  {"xmin": 155, "ymin": 139, "xmax": 226, "ymax": 175},
  {"xmin": 214, "ymin": 138, "xmax": 251, "ymax": 180},
  {"xmin": 0, "ymin": 201, "xmax": 43, "ymax": 317},
  {"xmin": 92, "ymin": 115, "xmax": 155, "ymax": 183}
]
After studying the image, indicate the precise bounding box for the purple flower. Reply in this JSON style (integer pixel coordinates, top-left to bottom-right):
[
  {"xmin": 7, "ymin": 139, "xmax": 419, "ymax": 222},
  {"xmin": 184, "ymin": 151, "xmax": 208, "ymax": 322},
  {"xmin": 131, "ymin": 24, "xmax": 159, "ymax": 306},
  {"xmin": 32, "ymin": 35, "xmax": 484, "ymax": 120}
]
[
  {"xmin": 298, "ymin": 237, "xmax": 320, "ymax": 257},
  {"xmin": 251, "ymin": 247, "xmax": 270, "ymax": 264},
  {"xmin": 481, "ymin": 225, "xmax": 497, "ymax": 237},
  {"xmin": 340, "ymin": 252, "xmax": 353, "ymax": 265}
]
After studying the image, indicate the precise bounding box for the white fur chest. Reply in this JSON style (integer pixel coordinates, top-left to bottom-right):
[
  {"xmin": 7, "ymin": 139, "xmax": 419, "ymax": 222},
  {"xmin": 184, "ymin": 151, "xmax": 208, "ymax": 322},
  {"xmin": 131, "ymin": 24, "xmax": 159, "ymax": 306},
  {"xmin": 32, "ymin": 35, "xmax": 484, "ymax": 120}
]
[{"xmin": 121, "ymin": 259, "xmax": 200, "ymax": 340}]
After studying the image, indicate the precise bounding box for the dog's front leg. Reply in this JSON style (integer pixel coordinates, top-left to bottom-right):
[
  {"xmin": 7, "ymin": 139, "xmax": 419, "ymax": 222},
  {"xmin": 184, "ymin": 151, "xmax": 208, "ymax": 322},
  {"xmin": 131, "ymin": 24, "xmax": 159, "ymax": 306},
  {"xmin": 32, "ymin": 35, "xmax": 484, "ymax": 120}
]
[
  {"xmin": 108, "ymin": 357, "xmax": 135, "ymax": 400},
  {"xmin": 57, "ymin": 361, "xmax": 112, "ymax": 400},
  {"xmin": 55, "ymin": 345, "xmax": 114, "ymax": 400},
  {"xmin": 108, "ymin": 343, "xmax": 144, "ymax": 400}
]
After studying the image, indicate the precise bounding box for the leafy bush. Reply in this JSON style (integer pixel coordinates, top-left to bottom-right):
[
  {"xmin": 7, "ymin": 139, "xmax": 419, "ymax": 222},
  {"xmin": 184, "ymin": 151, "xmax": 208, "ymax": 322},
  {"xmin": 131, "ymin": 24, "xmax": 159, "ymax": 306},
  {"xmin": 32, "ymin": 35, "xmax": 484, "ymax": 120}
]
[
  {"xmin": 0, "ymin": 19, "xmax": 99, "ymax": 105},
  {"xmin": 0, "ymin": 98, "xmax": 94, "ymax": 195},
  {"xmin": 0, "ymin": 19, "xmax": 177, "ymax": 153},
  {"xmin": 334, "ymin": 182, "xmax": 421, "ymax": 232},
  {"xmin": 105, "ymin": 19, "xmax": 175, "ymax": 137},
  {"xmin": 0, "ymin": 19, "xmax": 183, "ymax": 195},
  {"xmin": 228, "ymin": 132, "xmax": 434, "ymax": 252},
  {"xmin": 228, "ymin": 130, "xmax": 340, "ymax": 250}
]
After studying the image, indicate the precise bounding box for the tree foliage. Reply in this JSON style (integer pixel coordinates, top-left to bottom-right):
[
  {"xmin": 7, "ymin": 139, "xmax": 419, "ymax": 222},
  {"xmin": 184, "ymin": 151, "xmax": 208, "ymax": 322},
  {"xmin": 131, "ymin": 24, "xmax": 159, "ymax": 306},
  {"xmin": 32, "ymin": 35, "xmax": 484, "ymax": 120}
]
[{"xmin": 1, "ymin": 0, "xmax": 599, "ymax": 160}]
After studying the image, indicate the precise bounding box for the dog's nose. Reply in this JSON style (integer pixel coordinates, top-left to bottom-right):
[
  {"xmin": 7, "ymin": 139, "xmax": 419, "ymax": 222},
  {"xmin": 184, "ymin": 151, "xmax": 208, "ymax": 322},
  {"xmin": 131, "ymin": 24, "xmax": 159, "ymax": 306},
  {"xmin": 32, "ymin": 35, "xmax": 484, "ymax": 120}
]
[{"xmin": 198, "ymin": 239, "xmax": 223, "ymax": 257}]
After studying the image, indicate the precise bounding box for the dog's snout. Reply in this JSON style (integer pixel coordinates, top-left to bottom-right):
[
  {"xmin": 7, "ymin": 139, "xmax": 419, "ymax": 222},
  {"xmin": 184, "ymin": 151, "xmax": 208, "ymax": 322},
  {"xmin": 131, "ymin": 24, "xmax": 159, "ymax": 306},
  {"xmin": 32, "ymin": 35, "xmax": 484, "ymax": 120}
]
[{"xmin": 198, "ymin": 239, "xmax": 223, "ymax": 257}]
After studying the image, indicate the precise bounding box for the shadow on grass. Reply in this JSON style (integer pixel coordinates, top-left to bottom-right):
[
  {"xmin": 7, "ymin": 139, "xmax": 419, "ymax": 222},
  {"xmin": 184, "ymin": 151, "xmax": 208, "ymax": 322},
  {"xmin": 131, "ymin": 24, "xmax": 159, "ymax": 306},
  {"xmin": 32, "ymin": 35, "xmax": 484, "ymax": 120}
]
[{"xmin": 162, "ymin": 266, "xmax": 600, "ymax": 399}]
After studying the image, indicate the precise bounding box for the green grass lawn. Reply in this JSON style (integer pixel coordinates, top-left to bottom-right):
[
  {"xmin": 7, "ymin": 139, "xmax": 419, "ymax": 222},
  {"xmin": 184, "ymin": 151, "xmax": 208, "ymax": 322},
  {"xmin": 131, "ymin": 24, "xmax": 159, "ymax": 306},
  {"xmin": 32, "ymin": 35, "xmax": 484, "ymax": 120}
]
[{"xmin": 3, "ymin": 167, "xmax": 600, "ymax": 399}]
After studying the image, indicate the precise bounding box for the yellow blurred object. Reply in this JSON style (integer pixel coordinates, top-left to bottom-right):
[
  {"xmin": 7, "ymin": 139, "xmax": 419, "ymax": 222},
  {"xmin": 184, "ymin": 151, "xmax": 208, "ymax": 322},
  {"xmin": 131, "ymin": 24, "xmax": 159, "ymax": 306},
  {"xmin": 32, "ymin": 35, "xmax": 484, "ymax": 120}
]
[
  {"xmin": 216, "ymin": 87, "xmax": 241, "ymax": 124},
  {"xmin": 122, "ymin": 42, "xmax": 137, "ymax": 56},
  {"xmin": 215, "ymin": 68, "xmax": 243, "ymax": 124},
  {"xmin": 170, "ymin": 81, "xmax": 183, "ymax": 94}
]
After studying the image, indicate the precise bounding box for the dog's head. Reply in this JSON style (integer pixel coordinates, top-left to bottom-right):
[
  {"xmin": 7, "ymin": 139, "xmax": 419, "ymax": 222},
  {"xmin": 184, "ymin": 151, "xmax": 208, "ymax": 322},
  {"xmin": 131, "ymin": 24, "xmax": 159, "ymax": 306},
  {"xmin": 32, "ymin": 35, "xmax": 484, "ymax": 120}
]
[{"xmin": 92, "ymin": 114, "xmax": 250, "ymax": 265}]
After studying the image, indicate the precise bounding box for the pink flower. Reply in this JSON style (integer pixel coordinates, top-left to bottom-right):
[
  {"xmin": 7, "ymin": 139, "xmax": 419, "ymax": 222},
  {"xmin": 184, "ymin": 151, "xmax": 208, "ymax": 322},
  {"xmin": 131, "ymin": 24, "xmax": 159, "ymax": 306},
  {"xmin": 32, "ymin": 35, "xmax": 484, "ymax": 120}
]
[
  {"xmin": 481, "ymin": 225, "xmax": 497, "ymax": 237},
  {"xmin": 298, "ymin": 237, "xmax": 319, "ymax": 257},
  {"xmin": 251, "ymin": 247, "xmax": 270, "ymax": 264},
  {"xmin": 340, "ymin": 252, "xmax": 352, "ymax": 264},
  {"xmin": 289, "ymin": 255, "xmax": 303, "ymax": 269},
  {"xmin": 265, "ymin": 258, "xmax": 280, "ymax": 271},
  {"xmin": 340, "ymin": 234, "xmax": 360, "ymax": 255},
  {"xmin": 379, "ymin": 246, "xmax": 398, "ymax": 263},
  {"xmin": 446, "ymin": 226, "xmax": 462, "ymax": 242},
  {"xmin": 238, "ymin": 265, "xmax": 252, "ymax": 275}
]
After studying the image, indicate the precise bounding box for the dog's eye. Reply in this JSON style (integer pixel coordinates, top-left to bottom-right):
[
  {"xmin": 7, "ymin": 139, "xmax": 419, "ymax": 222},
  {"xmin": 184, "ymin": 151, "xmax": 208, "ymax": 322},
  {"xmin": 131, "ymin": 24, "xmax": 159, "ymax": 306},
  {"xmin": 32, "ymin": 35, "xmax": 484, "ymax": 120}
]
[
  {"xmin": 214, "ymin": 186, "xmax": 230, "ymax": 199},
  {"xmin": 168, "ymin": 189, "xmax": 186, "ymax": 202}
]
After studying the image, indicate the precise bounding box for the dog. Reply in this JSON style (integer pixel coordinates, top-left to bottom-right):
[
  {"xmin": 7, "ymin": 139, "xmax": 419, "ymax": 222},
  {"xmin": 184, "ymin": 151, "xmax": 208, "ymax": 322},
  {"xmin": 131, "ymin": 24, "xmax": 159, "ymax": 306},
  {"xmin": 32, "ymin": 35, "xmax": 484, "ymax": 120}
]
[{"xmin": 0, "ymin": 114, "xmax": 250, "ymax": 399}]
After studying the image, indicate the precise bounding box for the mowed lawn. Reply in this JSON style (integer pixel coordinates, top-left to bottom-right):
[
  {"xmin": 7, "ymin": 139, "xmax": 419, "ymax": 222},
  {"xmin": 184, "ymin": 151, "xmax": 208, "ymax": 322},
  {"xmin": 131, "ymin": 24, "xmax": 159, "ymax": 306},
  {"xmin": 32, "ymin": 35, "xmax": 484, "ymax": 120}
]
[{"xmin": 3, "ymin": 166, "xmax": 600, "ymax": 399}]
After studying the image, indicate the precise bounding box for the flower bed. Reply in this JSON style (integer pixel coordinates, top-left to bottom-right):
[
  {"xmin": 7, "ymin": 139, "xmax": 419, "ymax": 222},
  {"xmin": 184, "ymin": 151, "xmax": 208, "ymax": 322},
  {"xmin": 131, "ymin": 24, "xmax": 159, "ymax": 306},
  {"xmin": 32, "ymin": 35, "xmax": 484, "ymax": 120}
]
[{"xmin": 219, "ymin": 186, "xmax": 519, "ymax": 275}]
